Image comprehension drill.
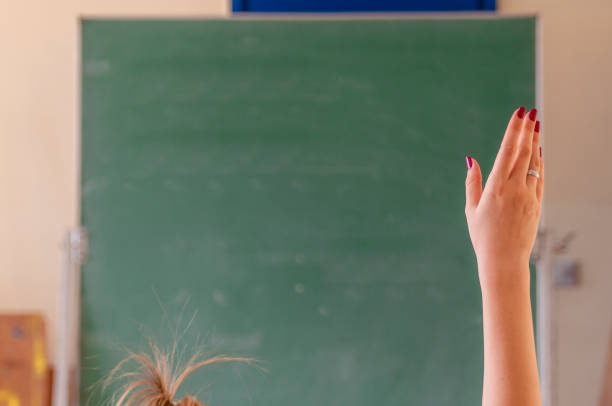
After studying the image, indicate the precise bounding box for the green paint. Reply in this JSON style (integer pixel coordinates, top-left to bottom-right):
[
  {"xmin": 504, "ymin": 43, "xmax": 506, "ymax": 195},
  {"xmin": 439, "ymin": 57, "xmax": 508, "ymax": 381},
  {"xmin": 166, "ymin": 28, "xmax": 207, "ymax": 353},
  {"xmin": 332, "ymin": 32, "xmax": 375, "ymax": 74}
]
[{"xmin": 81, "ymin": 18, "xmax": 535, "ymax": 405}]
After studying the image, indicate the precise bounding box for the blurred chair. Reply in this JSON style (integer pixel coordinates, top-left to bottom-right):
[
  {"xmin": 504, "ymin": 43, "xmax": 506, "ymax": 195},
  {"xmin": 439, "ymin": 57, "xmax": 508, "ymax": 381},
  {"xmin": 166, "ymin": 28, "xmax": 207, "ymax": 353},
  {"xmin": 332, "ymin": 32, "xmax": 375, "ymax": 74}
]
[{"xmin": 0, "ymin": 315, "xmax": 51, "ymax": 406}]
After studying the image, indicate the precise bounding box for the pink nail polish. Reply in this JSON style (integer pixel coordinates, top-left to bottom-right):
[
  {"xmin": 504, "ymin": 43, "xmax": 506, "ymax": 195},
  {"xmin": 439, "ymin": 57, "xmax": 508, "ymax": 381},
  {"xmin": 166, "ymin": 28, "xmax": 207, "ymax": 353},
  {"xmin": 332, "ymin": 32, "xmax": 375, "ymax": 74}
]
[
  {"xmin": 517, "ymin": 106, "xmax": 526, "ymax": 119},
  {"xmin": 535, "ymin": 120, "xmax": 540, "ymax": 132},
  {"xmin": 539, "ymin": 146, "xmax": 542, "ymax": 157},
  {"xmin": 466, "ymin": 156, "xmax": 473, "ymax": 169},
  {"xmin": 528, "ymin": 108, "xmax": 538, "ymax": 121}
]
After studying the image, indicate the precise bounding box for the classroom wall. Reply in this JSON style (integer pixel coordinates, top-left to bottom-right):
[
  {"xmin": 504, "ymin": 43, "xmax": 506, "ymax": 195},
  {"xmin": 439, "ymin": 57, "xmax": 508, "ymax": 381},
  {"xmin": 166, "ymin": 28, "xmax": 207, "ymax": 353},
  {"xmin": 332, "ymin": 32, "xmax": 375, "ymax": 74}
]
[
  {"xmin": 0, "ymin": 0, "xmax": 227, "ymax": 366},
  {"xmin": 1, "ymin": 1, "xmax": 611, "ymax": 405},
  {"xmin": 498, "ymin": 1, "xmax": 612, "ymax": 405}
]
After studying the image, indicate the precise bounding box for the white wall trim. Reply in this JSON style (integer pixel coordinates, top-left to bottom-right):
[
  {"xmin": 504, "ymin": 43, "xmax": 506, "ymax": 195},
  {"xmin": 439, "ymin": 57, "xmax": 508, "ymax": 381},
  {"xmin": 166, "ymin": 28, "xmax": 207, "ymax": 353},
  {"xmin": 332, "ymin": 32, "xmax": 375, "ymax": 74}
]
[{"xmin": 535, "ymin": 13, "xmax": 555, "ymax": 406}]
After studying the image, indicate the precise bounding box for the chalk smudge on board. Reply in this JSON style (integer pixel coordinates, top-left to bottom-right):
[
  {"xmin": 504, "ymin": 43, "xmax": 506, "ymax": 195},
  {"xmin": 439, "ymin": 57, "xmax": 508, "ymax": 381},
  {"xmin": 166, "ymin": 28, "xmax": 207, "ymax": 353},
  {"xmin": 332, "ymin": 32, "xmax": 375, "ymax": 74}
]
[
  {"xmin": 212, "ymin": 289, "xmax": 227, "ymax": 306},
  {"xmin": 84, "ymin": 60, "xmax": 111, "ymax": 76}
]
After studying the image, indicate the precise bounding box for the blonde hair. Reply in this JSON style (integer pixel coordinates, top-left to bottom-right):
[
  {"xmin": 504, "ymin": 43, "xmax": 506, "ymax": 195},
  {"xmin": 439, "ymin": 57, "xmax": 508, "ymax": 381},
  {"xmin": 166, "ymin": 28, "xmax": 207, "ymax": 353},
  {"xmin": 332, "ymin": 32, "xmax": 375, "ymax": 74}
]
[{"xmin": 104, "ymin": 339, "xmax": 255, "ymax": 406}]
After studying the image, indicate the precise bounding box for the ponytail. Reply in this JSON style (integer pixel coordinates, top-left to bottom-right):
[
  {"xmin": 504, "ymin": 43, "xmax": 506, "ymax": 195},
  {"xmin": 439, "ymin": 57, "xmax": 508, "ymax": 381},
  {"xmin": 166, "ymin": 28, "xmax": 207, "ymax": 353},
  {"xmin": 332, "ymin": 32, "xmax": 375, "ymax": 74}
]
[{"xmin": 105, "ymin": 339, "xmax": 255, "ymax": 406}]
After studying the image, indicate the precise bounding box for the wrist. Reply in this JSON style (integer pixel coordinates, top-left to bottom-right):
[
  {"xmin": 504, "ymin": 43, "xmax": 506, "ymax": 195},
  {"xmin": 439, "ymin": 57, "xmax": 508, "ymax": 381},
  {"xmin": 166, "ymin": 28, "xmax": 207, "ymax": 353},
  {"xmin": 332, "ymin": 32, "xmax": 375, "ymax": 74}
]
[{"xmin": 476, "ymin": 259, "xmax": 531, "ymax": 293}]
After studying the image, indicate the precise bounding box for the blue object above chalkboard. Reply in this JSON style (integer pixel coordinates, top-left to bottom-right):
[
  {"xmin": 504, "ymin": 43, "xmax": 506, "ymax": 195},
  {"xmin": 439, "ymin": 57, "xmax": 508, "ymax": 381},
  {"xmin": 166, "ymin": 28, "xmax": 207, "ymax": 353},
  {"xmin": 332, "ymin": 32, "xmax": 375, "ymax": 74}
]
[{"xmin": 233, "ymin": 0, "xmax": 496, "ymax": 12}]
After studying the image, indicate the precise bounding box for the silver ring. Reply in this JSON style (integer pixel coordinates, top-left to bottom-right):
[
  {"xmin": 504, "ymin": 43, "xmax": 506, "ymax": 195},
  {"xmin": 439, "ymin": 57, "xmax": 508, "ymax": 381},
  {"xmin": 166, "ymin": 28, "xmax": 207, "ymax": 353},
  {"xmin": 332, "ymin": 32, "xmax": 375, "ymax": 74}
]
[{"xmin": 527, "ymin": 169, "xmax": 540, "ymax": 179}]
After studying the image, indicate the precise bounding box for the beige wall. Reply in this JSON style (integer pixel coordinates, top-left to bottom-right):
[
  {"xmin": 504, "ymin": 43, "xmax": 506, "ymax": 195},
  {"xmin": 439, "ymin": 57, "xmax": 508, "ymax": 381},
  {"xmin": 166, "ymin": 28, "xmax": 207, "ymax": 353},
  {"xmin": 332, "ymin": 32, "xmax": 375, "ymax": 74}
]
[
  {"xmin": 498, "ymin": 1, "xmax": 612, "ymax": 405},
  {"xmin": 0, "ymin": 0, "xmax": 228, "ymax": 363},
  {"xmin": 1, "ymin": 1, "xmax": 611, "ymax": 405}
]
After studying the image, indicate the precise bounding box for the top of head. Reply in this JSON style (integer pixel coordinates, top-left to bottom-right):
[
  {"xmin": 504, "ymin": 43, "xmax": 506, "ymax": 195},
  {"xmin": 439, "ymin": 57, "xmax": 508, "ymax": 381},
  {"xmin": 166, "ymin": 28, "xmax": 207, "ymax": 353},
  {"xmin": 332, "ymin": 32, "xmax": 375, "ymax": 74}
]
[{"xmin": 176, "ymin": 396, "xmax": 203, "ymax": 406}]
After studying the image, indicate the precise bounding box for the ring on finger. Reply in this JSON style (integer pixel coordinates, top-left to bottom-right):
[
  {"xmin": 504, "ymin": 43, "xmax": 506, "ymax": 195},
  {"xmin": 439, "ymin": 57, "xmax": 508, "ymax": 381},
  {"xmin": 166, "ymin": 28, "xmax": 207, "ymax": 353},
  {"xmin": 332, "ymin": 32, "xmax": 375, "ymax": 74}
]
[{"xmin": 527, "ymin": 169, "xmax": 540, "ymax": 179}]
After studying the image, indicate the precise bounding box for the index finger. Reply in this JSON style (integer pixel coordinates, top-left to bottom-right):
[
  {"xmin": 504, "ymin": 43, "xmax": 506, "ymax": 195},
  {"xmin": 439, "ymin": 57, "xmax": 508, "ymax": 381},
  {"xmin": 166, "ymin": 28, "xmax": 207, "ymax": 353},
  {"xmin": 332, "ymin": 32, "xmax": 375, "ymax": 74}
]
[{"xmin": 490, "ymin": 106, "xmax": 526, "ymax": 181}]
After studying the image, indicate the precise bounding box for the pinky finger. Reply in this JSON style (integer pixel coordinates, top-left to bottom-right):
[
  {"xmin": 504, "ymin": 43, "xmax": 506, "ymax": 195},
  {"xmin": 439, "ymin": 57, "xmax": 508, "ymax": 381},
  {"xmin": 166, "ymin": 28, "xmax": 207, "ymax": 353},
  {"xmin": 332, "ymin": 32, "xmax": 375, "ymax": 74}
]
[{"xmin": 536, "ymin": 148, "xmax": 544, "ymax": 201}]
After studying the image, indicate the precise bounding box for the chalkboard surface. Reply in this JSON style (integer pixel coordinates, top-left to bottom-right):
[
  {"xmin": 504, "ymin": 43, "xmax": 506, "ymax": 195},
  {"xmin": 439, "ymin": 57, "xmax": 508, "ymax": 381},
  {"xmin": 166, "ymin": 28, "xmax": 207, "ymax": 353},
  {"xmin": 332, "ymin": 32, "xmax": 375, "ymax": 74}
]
[{"xmin": 81, "ymin": 18, "xmax": 535, "ymax": 405}]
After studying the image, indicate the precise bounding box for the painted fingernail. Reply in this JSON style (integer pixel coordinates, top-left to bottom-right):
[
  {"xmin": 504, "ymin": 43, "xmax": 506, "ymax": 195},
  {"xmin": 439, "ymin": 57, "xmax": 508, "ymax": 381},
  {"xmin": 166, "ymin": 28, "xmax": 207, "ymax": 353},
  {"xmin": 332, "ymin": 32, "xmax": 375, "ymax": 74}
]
[
  {"xmin": 517, "ymin": 106, "xmax": 526, "ymax": 119},
  {"xmin": 466, "ymin": 156, "xmax": 473, "ymax": 169},
  {"xmin": 539, "ymin": 146, "xmax": 542, "ymax": 157},
  {"xmin": 535, "ymin": 120, "xmax": 540, "ymax": 132},
  {"xmin": 529, "ymin": 108, "xmax": 538, "ymax": 121}
]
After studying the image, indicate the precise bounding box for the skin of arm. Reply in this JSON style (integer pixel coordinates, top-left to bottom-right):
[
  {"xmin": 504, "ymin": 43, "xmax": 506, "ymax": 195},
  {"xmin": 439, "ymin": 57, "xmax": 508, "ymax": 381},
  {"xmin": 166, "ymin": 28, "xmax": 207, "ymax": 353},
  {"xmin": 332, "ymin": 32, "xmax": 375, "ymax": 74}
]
[{"xmin": 465, "ymin": 106, "xmax": 543, "ymax": 406}]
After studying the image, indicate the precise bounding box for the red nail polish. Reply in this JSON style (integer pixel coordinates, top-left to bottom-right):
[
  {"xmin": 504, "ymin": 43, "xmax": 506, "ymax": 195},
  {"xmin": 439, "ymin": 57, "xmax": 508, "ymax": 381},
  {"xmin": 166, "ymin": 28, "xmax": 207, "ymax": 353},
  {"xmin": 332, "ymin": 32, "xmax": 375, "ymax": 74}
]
[
  {"xmin": 466, "ymin": 156, "xmax": 473, "ymax": 169},
  {"xmin": 529, "ymin": 108, "xmax": 538, "ymax": 121},
  {"xmin": 517, "ymin": 106, "xmax": 526, "ymax": 119},
  {"xmin": 539, "ymin": 146, "xmax": 542, "ymax": 157},
  {"xmin": 535, "ymin": 120, "xmax": 540, "ymax": 132}
]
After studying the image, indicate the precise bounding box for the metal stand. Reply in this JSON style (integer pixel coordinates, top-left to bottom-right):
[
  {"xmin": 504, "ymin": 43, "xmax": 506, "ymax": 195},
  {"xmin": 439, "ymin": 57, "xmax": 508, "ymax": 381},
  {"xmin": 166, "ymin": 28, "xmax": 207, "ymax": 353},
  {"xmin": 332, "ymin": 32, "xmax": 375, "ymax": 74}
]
[{"xmin": 53, "ymin": 228, "xmax": 88, "ymax": 406}]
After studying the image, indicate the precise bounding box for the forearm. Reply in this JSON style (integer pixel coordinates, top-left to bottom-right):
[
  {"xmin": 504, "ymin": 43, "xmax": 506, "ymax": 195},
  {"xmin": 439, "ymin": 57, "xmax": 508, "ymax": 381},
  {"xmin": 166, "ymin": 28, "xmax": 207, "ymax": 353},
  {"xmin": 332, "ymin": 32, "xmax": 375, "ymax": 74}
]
[{"xmin": 479, "ymin": 262, "xmax": 541, "ymax": 406}]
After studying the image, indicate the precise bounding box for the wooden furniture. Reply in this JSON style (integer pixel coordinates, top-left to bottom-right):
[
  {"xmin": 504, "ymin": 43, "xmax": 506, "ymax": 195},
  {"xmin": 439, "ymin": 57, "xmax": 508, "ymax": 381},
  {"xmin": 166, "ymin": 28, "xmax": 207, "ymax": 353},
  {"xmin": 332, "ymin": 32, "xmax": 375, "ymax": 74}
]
[{"xmin": 0, "ymin": 315, "xmax": 50, "ymax": 406}]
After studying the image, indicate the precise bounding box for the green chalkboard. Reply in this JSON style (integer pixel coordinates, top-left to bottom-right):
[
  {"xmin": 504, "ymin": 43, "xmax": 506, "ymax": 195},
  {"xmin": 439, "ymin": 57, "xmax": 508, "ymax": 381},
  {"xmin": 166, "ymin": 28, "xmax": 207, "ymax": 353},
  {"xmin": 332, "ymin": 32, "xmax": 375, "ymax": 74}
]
[{"xmin": 81, "ymin": 18, "xmax": 535, "ymax": 405}]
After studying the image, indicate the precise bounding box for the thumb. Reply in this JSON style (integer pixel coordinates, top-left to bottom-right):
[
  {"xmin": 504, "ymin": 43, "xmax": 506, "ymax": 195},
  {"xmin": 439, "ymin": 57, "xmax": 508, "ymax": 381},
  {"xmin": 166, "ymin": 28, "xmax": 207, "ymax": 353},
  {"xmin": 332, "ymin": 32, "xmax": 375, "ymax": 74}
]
[{"xmin": 465, "ymin": 156, "xmax": 482, "ymax": 212}]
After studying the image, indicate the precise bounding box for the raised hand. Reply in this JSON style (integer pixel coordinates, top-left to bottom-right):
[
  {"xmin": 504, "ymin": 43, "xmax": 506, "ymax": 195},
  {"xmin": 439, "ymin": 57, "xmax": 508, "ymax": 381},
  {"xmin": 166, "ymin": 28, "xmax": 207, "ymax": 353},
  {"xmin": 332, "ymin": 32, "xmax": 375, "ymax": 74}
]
[
  {"xmin": 465, "ymin": 106, "xmax": 543, "ymax": 286},
  {"xmin": 465, "ymin": 107, "xmax": 543, "ymax": 406}
]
